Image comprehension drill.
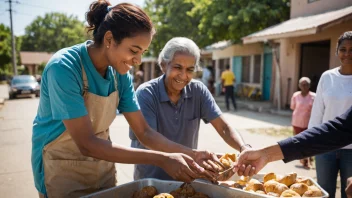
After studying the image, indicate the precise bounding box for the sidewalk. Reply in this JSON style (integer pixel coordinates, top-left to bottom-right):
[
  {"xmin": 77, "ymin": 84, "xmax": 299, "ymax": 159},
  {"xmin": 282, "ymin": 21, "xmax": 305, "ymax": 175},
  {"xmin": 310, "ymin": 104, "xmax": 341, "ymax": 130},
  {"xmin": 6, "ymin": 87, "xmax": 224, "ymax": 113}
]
[{"xmin": 0, "ymin": 84, "xmax": 9, "ymax": 108}]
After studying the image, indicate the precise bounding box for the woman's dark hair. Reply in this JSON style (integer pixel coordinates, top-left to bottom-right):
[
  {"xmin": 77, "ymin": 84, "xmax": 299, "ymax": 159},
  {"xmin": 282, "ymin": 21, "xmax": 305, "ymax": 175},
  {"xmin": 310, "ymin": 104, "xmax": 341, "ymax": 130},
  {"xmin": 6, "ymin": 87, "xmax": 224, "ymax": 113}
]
[
  {"xmin": 336, "ymin": 31, "xmax": 352, "ymax": 54},
  {"xmin": 86, "ymin": 0, "xmax": 155, "ymax": 45}
]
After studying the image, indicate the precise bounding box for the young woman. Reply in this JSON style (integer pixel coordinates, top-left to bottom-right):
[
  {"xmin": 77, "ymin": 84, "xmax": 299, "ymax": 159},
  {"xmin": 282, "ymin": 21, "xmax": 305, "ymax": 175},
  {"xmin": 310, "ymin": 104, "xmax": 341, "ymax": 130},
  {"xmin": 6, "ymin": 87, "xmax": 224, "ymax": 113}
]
[
  {"xmin": 309, "ymin": 31, "xmax": 352, "ymax": 198},
  {"xmin": 31, "ymin": 1, "xmax": 213, "ymax": 197}
]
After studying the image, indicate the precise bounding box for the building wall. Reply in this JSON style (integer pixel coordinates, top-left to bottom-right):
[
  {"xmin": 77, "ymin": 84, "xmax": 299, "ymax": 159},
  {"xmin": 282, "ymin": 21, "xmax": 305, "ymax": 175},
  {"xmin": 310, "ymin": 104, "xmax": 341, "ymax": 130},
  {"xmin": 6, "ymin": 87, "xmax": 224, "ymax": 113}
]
[
  {"xmin": 278, "ymin": 19, "xmax": 352, "ymax": 108},
  {"xmin": 290, "ymin": 0, "xmax": 352, "ymax": 18},
  {"xmin": 212, "ymin": 43, "xmax": 263, "ymax": 60}
]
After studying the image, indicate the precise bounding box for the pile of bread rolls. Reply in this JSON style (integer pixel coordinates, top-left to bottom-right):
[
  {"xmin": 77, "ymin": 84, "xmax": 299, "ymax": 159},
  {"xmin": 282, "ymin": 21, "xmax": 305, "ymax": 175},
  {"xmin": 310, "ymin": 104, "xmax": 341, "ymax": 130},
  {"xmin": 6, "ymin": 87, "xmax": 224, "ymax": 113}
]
[{"xmin": 220, "ymin": 172, "xmax": 324, "ymax": 197}]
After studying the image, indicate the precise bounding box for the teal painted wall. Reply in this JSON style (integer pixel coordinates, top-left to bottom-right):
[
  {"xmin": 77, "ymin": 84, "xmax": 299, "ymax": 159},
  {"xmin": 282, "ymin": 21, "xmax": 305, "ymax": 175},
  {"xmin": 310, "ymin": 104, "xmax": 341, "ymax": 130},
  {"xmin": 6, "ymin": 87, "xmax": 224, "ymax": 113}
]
[{"xmin": 232, "ymin": 56, "xmax": 242, "ymax": 83}]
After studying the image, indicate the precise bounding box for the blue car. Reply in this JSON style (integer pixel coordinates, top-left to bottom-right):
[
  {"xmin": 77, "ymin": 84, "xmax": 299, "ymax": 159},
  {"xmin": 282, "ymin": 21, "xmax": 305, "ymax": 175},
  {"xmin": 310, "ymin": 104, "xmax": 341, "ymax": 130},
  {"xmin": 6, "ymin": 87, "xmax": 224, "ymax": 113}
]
[{"xmin": 9, "ymin": 75, "xmax": 40, "ymax": 99}]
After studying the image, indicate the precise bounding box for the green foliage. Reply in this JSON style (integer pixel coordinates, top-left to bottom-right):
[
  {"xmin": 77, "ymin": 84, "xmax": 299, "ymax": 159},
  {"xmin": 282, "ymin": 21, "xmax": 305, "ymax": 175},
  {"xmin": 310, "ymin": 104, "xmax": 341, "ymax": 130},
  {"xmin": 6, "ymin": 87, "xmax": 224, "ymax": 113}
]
[
  {"xmin": 0, "ymin": 24, "xmax": 21, "ymax": 75},
  {"xmin": 144, "ymin": 0, "xmax": 202, "ymax": 57},
  {"xmin": 21, "ymin": 12, "xmax": 89, "ymax": 52},
  {"xmin": 144, "ymin": 0, "xmax": 290, "ymax": 55},
  {"xmin": 37, "ymin": 62, "xmax": 46, "ymax": 75}
]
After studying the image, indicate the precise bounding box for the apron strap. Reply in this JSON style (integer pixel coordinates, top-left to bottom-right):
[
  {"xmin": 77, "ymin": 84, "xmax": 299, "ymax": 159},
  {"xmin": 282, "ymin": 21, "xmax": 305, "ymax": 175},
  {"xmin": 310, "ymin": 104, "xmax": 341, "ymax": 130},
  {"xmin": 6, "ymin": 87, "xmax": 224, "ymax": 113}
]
[
  {"xmin": 112, "ymin": 69, "xmax": 119, "ymax": 107},
  {"xmin": 79, "ymin": 55, "xmax": 89, "ymax": 96}
]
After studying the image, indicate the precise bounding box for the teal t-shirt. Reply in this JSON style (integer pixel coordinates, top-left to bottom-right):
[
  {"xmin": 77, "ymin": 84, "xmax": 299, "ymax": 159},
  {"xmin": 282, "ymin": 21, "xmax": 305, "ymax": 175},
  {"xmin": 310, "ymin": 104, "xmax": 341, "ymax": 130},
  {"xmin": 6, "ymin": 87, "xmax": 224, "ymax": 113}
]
[{"xmin": 32, "ymin": 40, "xmax": 140, "ymax": 194}]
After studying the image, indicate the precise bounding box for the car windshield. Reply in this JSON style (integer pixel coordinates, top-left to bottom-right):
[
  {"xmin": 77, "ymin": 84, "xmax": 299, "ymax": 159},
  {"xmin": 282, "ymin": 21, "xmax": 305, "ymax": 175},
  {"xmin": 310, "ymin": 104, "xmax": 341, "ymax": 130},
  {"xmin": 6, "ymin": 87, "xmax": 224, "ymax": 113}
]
[{"xmin": 12, "ymin": 76, "xmax": 36, "ymax": 84}]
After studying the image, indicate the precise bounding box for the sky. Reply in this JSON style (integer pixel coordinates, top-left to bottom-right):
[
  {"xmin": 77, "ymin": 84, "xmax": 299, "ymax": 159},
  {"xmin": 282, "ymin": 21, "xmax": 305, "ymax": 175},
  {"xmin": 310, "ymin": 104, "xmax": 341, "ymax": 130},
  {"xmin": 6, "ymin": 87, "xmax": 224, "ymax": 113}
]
[{"xmin": 0, "ymin": 0, "xmax": 145, "ymax": 36}]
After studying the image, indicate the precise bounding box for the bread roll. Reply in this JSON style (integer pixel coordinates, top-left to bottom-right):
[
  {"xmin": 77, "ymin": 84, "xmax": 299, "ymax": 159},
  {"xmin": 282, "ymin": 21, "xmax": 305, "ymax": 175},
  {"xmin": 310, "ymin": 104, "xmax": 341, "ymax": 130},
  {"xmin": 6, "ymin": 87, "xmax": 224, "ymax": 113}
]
[
  {"xmin": 290, "ymin": 183, "xmax": 309, "ymax": 196},
  {"xmin": 244, "ymin": 179, "xmax": 265, "ymax": 191},
  {"xmin": 256, "ymin": 190, "xmax": 266, "ymax": 194},
  {"xmin": 277, "ymin": 173, "xmax": 297, "ymax": 187},
  {"xmin": 280, "ymin": 189, "xmax": 301, "ymax": 197},
  {"xmin": 302, "ymin": 186, "xmax": 323, "ymax": 197},
  {"xmin": 295, "ymin": 177, "xmax": 313, "ymax": 186},
  {"xmin": 264, "ymin": 180, "xmax": 289, "ymax": 195},
  {"xmin": 264, "ymin": 172, "xmax": 277, "ymax": 183},
  {"xmin": 267, "ymin": 192, "xmax": 280, "ymax": 197},
  {"xmin": 153, "ymin": 193, "xmax": 174, "ymax": 198}
]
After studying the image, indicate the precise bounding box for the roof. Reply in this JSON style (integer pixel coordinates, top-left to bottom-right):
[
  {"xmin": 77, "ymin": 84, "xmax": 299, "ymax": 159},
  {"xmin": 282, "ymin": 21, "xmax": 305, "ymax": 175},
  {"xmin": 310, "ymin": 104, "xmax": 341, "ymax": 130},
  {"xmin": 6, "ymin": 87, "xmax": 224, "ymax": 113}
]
[
  {"xmin": 203, "ymin": 40, "xmax": 233, "ymax": 52},
  {"xmin": 20, "ymin": 51, "xmax": 54, "ymax": 65},
  {"xmin": 141, "ymin": 57, "xmax": 157, "ymax": 62},
  {"xmin": 243, "ymin": 5, "xmax": 352, "ymax": 44}
]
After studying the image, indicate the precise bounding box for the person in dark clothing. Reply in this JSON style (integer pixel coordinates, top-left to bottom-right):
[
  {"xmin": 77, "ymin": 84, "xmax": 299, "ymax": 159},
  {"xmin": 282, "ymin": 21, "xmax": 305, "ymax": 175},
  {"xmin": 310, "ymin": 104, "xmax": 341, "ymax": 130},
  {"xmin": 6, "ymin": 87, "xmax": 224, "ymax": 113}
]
[
  {"xmin": 234, "ymin": 105, "xmax": 352, "ymax": 198},
  {"xmin": 221, "ymin": 65, "xmax": 237, "ymax": 111}
]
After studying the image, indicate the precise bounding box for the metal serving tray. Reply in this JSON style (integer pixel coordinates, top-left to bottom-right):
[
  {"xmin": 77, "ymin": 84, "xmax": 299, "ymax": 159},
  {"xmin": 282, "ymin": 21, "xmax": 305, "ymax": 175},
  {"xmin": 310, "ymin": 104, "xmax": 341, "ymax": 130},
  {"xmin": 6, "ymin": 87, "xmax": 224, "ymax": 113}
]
[
  {"xmin": 81, "ymin": 178, "xmax": 272, "ymax": 198},
  {"xmin": 229, "ymin": 173, "xmax": 329, "ymax": 198}
]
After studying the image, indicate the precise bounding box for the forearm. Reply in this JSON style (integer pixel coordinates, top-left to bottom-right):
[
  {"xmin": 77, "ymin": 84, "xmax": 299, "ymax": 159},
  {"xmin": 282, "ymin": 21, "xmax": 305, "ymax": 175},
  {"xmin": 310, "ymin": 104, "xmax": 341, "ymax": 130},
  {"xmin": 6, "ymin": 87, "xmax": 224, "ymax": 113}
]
[
  {"xmin": 83, "ymin": 137, "xmax": 166, "ymax": 166},
  {"xmin": 279, "ymin": 107, "xmax": 352, "ymax": 162},
  {"xmin": 262, "ymin": 143, "xmax": 284, "ymax": 162},
  {"xmin": 138, "ymin": 126, "xmax": 195, "ymax": 158},
  {"xmin": 220, "ymin": 125, "xmax": 245, "ymax": 151}
]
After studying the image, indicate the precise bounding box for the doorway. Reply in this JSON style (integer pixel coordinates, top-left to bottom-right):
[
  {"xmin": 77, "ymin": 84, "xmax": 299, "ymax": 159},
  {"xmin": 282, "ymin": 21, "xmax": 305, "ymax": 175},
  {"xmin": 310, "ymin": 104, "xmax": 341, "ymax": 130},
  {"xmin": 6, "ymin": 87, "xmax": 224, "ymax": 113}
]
[{"xmin": 300, "ymin": 40, "xmax": 330, "ymax": 92}]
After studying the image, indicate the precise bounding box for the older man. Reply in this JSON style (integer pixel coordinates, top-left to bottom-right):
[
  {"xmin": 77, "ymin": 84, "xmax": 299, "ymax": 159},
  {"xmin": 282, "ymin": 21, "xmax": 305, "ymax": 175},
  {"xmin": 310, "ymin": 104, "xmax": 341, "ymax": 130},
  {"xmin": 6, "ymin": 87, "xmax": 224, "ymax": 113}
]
[{"xmin": 129, "ymin": 37, "xmax": 251, "ymax": 180}]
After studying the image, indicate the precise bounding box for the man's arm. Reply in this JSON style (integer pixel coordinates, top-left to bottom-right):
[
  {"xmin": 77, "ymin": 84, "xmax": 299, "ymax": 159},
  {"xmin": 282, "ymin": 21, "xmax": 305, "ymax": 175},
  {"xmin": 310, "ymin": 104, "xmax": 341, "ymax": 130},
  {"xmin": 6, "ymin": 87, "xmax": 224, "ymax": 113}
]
[
  {"xmin": 279, "ymin": 105, "xmax": 352, "ymax": 162},
  {"xmin": 210, "ymin": 116, "xmax": 246, "ymax": 151},
  {"xmin": 236, "ymin": 106, "xmax": 352, "ymax": 177}
]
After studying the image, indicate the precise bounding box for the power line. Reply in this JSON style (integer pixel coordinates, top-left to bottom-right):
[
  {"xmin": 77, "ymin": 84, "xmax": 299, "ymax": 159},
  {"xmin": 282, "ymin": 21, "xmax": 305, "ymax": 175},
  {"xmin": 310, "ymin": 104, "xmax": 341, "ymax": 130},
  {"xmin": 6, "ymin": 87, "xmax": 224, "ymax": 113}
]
[
  {"xmin": 13, "ymin": 10, "xmax": 33, "ymax": 16},
  {"xmin": 16, "ymin": 1, "xmax": 56, "ymax": 11}
]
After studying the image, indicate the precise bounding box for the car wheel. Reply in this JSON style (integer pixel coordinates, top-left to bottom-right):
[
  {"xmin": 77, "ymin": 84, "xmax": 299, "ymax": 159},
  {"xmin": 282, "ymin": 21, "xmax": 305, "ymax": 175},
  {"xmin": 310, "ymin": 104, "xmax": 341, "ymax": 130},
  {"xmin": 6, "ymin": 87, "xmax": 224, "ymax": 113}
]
[{"xmin": 9, "ymin": 94, "xmax": 16, "ymax": 99}]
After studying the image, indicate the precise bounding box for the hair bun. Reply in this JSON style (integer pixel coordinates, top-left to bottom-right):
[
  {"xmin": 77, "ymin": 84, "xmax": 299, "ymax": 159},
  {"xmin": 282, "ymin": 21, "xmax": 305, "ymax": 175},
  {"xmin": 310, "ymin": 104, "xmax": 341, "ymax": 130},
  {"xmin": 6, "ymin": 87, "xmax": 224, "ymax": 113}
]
[{"xmin": 86, "ymin": 0, "xmax": 111, "ymax": 34}]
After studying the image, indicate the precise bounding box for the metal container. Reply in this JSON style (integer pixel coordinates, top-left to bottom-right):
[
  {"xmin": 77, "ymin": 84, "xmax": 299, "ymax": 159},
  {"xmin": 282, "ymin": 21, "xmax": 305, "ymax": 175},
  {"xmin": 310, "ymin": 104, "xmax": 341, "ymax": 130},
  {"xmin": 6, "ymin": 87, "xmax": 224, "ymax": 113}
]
[
  {"xmin": 81, "ymin": 178, "xmax": 272, "ymax": 198},
  {"xmin": 230, "ymin": 173, "xmax": 329, "ymax": 198}
]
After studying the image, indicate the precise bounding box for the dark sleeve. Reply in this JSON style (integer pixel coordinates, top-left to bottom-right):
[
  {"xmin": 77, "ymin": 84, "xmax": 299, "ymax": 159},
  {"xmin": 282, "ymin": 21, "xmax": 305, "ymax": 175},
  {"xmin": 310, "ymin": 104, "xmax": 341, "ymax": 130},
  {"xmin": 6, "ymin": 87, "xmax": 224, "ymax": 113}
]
[{"xmin": 278, "ymin": 106, "xmax": 352, "ymax": 163}]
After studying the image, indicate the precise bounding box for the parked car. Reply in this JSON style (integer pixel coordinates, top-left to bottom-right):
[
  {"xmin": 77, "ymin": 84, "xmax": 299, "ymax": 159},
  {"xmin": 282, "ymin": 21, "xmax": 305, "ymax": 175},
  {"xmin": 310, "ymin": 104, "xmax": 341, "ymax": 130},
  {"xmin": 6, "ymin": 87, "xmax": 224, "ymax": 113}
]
[{"xmin": 9, "ymin": 75, "xmax": 40, "ymax": 99}]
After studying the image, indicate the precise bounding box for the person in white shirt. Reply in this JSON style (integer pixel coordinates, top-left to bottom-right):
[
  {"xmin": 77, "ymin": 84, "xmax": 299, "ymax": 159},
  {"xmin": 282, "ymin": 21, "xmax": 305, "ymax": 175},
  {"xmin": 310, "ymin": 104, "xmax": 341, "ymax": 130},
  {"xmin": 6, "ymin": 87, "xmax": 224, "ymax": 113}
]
[{"xmin": 308, "ymin": 31, "xmax": 352, "ymax": 198}]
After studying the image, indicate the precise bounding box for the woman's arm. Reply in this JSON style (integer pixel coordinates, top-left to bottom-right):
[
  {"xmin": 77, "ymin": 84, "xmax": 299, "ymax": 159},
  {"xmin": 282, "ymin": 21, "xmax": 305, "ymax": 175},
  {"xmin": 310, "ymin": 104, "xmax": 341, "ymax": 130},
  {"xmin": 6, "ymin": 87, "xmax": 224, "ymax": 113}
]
[
  {"xmin": 290, "ymin": 94, "xmax": 296, "ymax": 110},
  {"xmin": 124, "ymin": 111, "xmax": 196, "ymax": 158},
  {"xmin": 63, "ymin": 115, "xmax": 200, "ymax": 182},
  {"xmin": 308, "ymin": 77, "xmax": 325, "ymax": 128}
]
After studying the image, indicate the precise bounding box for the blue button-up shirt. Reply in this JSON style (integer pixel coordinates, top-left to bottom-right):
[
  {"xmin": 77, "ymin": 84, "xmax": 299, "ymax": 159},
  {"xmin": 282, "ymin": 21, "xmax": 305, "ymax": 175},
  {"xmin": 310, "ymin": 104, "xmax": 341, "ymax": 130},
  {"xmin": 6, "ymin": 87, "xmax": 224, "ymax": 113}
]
[{"xmin": 129, "ymin": 75, "xmax": 222, "ymax": 180}]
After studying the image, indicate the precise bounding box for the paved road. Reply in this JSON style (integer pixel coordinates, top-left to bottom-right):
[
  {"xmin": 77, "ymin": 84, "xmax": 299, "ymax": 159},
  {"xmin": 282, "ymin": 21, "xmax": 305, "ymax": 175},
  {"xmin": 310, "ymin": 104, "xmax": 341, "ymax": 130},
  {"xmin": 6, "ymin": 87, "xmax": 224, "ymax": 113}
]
[{"xmin": 0, "ymin": 98, "xmax": 320, "ymax": 198}]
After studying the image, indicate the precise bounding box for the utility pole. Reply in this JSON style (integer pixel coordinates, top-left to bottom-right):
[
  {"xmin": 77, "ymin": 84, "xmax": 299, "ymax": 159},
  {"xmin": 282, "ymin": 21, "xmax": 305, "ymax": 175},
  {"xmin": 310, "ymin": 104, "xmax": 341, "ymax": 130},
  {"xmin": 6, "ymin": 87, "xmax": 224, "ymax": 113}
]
[{"xmin": 9, "ymin": 0, "xmax": 18, "ymax": 76}]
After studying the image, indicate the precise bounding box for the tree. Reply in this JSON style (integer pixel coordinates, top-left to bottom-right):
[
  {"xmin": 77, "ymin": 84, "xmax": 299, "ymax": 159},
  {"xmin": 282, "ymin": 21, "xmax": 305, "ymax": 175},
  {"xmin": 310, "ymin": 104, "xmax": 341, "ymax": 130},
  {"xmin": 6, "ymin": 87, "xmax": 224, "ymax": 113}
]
[
  {"xmin": 0, "ymin": 24, "xmax": 21, "ymax": 76},
  {"xmin": 144, "ymin": 0, "xmax": 290, "ymax": 54},
  {"xmin": 144, "ymin": 0, "xmax": 202, "ymax": 56},
  {"xmin": 187, "ymin": 0, "xmax": 290, "ymax": 46},
  {"xmin": 21, "ymin": 13, "xmax": 89, "ymax": 52}
]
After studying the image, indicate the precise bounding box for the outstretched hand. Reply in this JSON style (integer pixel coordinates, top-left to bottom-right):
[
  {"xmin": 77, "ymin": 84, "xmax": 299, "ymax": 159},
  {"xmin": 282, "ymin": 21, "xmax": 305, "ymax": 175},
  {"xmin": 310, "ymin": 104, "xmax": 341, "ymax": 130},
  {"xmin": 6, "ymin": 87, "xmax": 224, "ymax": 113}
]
[{"xmin": 235, "ymin": 148, "xmax": 270, "ymax": 177}]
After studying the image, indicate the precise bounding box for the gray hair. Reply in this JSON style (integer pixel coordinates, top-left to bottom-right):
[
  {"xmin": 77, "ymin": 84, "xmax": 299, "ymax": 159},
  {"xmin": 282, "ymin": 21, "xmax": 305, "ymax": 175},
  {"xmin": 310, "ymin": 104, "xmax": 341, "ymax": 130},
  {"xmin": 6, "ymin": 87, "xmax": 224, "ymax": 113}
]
[
  {"xmin": 299, "ymin": 77, "xmax": 311, "ymax": 84},
  {"xmin": 158, "ymin": 37, "xmax": 200, "ymax": 71}
]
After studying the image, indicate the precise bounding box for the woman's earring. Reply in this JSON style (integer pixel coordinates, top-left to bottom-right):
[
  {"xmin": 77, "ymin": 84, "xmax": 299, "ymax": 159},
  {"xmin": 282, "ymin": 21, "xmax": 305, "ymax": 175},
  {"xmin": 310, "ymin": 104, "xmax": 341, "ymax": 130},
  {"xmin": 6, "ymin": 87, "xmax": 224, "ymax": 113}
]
[{"xmin": 107, "ymin": 46, "xmax": 109, "ymax": 49}]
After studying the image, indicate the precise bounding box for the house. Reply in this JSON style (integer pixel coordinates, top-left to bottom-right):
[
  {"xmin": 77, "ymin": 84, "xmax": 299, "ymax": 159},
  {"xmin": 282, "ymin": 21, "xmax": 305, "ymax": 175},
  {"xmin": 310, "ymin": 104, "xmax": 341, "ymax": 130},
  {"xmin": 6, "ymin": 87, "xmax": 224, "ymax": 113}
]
[
  {"xmin": 242, "ymin": 0, "xmax": 352, "ymax": 108},
  {"xmin": 202, "ymin": 41, "xmax": 273, "ymax": 100},
  {"xmin": 19, "ymin": 51, "xmax": 54, "ymax": 75}
]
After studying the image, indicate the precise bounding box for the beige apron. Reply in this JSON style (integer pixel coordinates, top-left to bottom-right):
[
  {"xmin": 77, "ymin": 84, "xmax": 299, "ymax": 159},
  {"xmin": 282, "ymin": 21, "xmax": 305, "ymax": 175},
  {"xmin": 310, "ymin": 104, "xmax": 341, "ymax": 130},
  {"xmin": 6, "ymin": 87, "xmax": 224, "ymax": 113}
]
[{"xmin": 42, "ymin": 57, "xmax": 119, "ymax": 198}]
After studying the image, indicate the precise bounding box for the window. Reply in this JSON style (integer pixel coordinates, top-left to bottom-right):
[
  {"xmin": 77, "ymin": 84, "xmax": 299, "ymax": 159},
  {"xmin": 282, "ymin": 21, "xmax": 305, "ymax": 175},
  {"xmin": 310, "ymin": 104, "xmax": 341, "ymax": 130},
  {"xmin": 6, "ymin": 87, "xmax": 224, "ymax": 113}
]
[
  {"xmin": 242, "ymin": 56, "xmax": 250, "ymax": 83},
  {"xmin": 253, "ymin": 55, "xmax": 261, "ymax": 83}
]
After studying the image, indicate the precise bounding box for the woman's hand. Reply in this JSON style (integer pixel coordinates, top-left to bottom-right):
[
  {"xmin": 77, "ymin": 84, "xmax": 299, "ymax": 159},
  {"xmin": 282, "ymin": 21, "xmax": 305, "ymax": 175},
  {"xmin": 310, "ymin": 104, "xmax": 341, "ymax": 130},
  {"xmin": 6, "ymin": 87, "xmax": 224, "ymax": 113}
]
[{"xmin": 160, "ymin": 153, "xmax": 204, "ymax": 183}]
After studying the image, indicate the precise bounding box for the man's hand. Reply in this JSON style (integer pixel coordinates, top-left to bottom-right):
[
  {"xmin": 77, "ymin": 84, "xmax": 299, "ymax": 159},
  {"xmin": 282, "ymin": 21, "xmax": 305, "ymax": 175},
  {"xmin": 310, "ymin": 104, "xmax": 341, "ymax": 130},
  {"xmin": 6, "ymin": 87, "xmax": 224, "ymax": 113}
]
[
  {"xmin": 346, "ymin": 177, "xmax": 352, "ymax": 198},
  {"xmin": 235, "ymin": 148, "xmax": 269, "ymax": 177},
  {"xmin": 235, "ymin": 144, "xmax": 284, "ymax": 177},
  {"xmin": 160, "ymin": 153, "xmax": 204, "ymax": 183}
]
